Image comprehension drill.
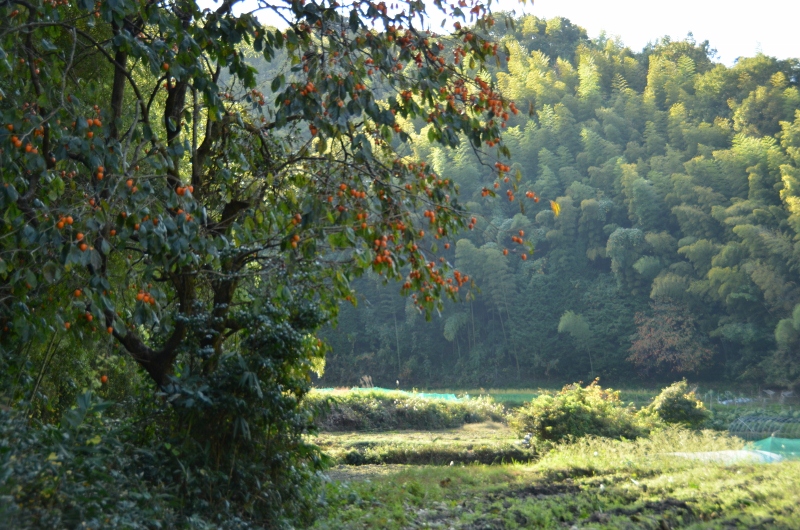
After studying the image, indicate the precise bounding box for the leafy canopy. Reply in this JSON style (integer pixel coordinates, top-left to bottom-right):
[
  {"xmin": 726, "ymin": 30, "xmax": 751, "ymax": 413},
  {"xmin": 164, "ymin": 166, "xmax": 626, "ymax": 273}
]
[{"xmin": 0, "ymin": 0, "xmax": 520, "ymax": 388}]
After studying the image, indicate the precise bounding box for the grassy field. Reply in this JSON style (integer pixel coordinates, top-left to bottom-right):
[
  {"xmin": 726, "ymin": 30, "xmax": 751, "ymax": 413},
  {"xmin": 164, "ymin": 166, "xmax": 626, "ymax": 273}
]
[
  {"xmin": 313, "ymin": 428, "xmax": 800, "ymax": 529},
  {"xmin": 314, "ymin": 421, "xmax": 535, "ymax": 466},
  {"xmin": 309, "ymin": 387, "xmax": 800, "ymax": 528}
]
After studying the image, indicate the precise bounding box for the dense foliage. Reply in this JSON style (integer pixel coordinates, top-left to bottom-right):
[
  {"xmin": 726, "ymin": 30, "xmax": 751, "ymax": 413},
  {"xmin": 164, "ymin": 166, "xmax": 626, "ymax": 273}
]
[
  {"xmin": 509, "ymin": 380, "xmax": 647, "ymax": 441},
  {"xmin": 321, "ymin": 16, "xmax": 800, "ymax": 388},
  {"xmin": 0, "ymin": 0, "xmax": 516, "ymax": 525},
  {"xmin": 640, "ymin": 379, "xmax": 710, "ymax": 428},
  {"xmin": 509, "ymin": 380, "xmax": 711, "ymax": 442}
]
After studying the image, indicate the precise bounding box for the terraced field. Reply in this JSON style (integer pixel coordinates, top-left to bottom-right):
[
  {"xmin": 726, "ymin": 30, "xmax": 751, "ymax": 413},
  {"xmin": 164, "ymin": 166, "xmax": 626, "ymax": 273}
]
[{"xmin": 310, "ymin": 388, "xmax": 800, "ymax": 529}]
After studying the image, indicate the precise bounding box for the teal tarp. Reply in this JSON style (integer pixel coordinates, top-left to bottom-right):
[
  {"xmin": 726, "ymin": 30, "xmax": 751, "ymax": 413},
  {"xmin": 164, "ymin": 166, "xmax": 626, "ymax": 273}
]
[
  {"xmin": 750, "ymin": 437, "xmax": 800, "ymax": 459},
  {"xmin": 668, "ymin": 450, "xmax": 783, "ymax": 464},
  {"xmin": 314, "ymin": 387, "xmax": 462, "ymax": 401}
]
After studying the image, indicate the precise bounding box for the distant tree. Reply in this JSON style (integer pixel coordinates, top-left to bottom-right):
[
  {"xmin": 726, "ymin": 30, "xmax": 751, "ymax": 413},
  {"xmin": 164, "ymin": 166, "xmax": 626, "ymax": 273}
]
[
  {"xmin": 606, "ymin": 227, "xmax": 646, "ymax": 293},
  {"xmin": 310, "ymin": 17, "xmax": 800, "ymax": 389},
  {"xmin": 767, "ymin": 303, "xmax": 800, "ymax": 387},
  {"xmin": 558, "ymin": 310, "xmax": 594, "ymax": 377},
  {"xmin": 628, "ymin": 301, "xmax": 713, "ymax": 374}
]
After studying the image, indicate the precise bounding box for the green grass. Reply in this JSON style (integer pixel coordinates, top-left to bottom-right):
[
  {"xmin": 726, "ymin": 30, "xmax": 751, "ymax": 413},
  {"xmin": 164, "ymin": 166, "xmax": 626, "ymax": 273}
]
[
  {"xmin": 309, "ymin": 388, "xmax": 800, "ymax": 527},
  {"xmin": 313, "ymin": 428, "xmax": 800, "ymax": 529},
  {"xmin": 307, "ymin": 388, "xmax": 505, "ymax": 431},
  {"xmin": 313, "ymin": 421, "xmax": 535, "ymax": 466}
]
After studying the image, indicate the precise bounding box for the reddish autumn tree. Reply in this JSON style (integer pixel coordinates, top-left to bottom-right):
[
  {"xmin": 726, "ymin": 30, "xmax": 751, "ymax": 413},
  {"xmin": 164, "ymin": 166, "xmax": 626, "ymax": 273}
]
[{"xmin": 628, "ymin": 301, "xmax": 714, "ymax": 374}]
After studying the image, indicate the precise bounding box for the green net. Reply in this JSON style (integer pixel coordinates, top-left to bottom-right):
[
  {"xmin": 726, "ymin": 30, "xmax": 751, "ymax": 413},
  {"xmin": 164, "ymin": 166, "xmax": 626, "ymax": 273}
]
[{"xmin": 749, "ymin": 437, "xmax": 800, "ymax": 459}]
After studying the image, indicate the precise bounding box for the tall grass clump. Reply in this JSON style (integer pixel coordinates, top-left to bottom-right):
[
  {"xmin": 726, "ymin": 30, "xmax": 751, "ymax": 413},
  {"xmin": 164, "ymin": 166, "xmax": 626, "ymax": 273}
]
[
  {"xmin": 509, "ymin": 381, "xmax": 648, "ymax": 442},
  {"xmin": 510, "ymin": 381, "xmax": 715, "ymax": 443},
  {"xmin": 639, "ymin": 380, "xmax": 710, "ymax": 428},
  {"xmin": 308, "ymin": 389, "xmax": 505, "ymax": 431}
]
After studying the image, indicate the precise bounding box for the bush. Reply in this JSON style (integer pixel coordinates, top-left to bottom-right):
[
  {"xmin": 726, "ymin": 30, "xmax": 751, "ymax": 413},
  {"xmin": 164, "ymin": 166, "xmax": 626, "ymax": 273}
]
[
  {"xmin": 2, "ymin": 366, "xmax": 326, "ymax": 530},
  {"xmin": 0, "ymin": 394, "xmax": 181, "ymax": 529},
  {"xmin": 639, "ymin": 380, "xmax": 710, "ymax": 428},
  {"xmin": 309, "ymin": 390, "xmax": 505, "ymax": 431},
  {"xmin": 0, "ymin": 295, "xmax": 331, "ymax": 529},
  {"xmin": 509, "ymin": 381, "xmax": 647, "ymax": 442}
]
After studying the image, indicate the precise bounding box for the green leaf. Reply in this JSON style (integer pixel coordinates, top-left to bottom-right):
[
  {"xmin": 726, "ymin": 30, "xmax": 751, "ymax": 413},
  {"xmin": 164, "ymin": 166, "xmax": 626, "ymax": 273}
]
[
  {"xmin": 25, "ymin": 269, "xmax": 37, "ymax": 289},
  {"xmin": 271, "ymin": 74, "xmax": 284, "ymax": 92},
  {"xmin": 42, "ymin": 262, "xmax": 60, "ymax": 284}
]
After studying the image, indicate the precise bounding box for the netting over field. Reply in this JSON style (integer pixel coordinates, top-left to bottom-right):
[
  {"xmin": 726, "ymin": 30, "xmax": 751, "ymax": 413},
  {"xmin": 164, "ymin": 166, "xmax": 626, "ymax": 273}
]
[
  {"xmin": 729, "ymin": 415, "xmax": 800, "ymax": 441},
  {"xmin": 750, "ymin": 437, "xmax": 800, "ymax": 458}
]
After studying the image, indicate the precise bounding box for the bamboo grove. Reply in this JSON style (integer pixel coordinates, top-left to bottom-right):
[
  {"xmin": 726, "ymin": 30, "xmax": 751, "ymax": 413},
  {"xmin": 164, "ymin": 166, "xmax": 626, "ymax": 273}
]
[{"xmin": 322, "ymin": 16, "xmax": 800, "ymax": 389}]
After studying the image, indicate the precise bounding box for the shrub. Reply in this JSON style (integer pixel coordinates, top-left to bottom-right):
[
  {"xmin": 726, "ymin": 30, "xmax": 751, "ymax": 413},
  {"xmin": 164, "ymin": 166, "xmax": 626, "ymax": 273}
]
[
  {"xmin": 2, "ymin": 383, "xmax": 325, "ymax": 529},
  {"xmin": 0, "ymin": 394, "xmax": 180, "ymax": 529},
  {"xmin": 640, "ymin": 380, "xmax": 710, "ymax": 428},
  {"xmin": 509, "ymin": 381, "xmax": 647, "ymax": 442},
  {"xmin": 0, "ymin": 295, "xmax": 331, "ymax": 529},
  {"xmin": 309, "ymin": 390, "xmax": 505, "ymax": 431}
]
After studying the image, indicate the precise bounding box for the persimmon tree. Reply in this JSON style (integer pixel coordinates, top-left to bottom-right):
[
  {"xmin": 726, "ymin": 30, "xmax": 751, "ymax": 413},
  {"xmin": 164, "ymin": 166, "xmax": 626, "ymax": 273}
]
[
  {"xmin": 0, "ymin": 0, "xmax": 522, "ymax": 520},
  {"xmin": 0, "ymin": 0, "xmax": 519, "ymax": 387}
]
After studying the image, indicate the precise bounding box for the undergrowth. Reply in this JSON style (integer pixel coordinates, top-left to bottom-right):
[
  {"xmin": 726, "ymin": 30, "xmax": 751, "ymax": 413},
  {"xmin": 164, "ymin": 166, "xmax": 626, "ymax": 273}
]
[{"xmin": 508, "ymin": 381, "xmax": 651, "ymax": 441}]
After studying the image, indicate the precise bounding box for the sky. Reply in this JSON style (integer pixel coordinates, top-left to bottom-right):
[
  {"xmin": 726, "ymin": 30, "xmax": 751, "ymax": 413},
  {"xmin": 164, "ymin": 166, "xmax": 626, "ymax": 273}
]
[
  {"xmin": 522, "ymin": 0, "xmax": 800, "ymax": 65},
  {"xmin": 206, "ymin": 0, "xmax": 800, "ymax": 66}
]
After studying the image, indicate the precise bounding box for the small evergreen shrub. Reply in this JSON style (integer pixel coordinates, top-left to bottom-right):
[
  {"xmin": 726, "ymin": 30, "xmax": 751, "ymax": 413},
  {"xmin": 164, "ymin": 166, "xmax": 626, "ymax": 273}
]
[
  {"xmin": 640, "ymin": 380, "xmax": 709, "ymax": 428},
  {"xmin": 509, "ymin": 381, "xmax": 647, "ymax": 442}
]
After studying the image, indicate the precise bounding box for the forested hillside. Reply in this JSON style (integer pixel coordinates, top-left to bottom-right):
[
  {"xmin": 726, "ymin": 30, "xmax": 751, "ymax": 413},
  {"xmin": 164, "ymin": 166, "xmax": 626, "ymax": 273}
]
[{"xmin": 321, "ymin": 16, "xmax": 800, "ymax": 388}]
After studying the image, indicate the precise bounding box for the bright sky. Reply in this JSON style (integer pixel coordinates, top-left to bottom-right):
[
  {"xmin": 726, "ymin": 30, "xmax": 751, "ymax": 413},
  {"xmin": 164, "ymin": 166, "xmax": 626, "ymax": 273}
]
[
  {"xmin": 523, "ymin": 0, "xmax": 800, "ymax": 65},
  {"xmin": 206, "ymin": 0, "xmax": 800, "ymax": 65}
]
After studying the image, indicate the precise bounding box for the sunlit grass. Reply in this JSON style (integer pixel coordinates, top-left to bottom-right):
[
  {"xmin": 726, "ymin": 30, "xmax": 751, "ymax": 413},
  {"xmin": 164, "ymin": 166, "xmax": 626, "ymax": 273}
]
[
  {"xmin": 312, "ymin": 421, "xmax": 535, "ymax": 465},
  {"xmin": 313, "ymin": 428, "xmax": 800, "ymax": 529}
]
